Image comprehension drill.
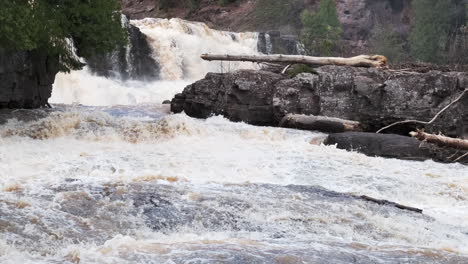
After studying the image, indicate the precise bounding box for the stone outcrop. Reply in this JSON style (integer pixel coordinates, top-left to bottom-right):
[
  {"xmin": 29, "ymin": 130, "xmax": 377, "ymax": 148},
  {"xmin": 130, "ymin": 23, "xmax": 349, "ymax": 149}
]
[
  {"xmin": 171, "ymin": 67, "xmax": 468, "ymax": 139},
  {"xmin": 0, "ymin": 50, "xmax": 60, "ymax": 109}
]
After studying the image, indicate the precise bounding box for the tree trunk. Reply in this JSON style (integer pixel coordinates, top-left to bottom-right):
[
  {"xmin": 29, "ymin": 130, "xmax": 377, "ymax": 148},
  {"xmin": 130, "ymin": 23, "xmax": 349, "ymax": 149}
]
[
  {"xmin": 201, "ymin": 54, "xmax": 388, "ymax": 68},
  {"xmin": 410, "ymin": 131, "xmax": 468, "ymax": 150},
  {"xmin": 279, "ymin": 114, "xmax": 362, "ymax": 133}
]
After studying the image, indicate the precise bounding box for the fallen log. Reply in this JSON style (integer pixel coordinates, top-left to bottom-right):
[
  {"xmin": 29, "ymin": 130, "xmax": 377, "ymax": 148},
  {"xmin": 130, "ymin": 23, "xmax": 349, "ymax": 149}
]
[
  {"xmin": 357, "ymin": 195, "xmax": 423, "ymax": 214},
  {"xmin": 279, "ymin": 114, "xmax": 362, "ymax": 133},
  {"xmin": 201, "ymin": 54, "xmax": 388, "ymax": 68},
  {"xmin": 410, "ymin": 131, "xmax": 468, "ymax": 150}
]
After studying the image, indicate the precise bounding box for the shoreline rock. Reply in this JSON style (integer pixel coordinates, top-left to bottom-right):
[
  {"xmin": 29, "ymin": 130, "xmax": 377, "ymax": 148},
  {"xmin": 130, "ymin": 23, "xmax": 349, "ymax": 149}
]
[
  {"xmin": 0, "ymin": 50, "xmax": 59, "ymax": 109},
  {"xmin": 171, "ymin": 67, "xmax": 468, "ymax": 139}
]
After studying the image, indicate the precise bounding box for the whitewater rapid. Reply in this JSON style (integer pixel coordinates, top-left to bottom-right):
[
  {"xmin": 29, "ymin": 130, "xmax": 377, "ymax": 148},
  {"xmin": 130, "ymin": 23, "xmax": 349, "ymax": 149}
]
[
  {"xmin": 50, "ymin": 18, "xmax": 259, "ymax": 106},
  {"xmin": 2, "ymin": 18, "xmax": 468, "ymax": 263},
  {"xmin": 0, "ymin": 106, "xmax": 468, "ymax": 263}
]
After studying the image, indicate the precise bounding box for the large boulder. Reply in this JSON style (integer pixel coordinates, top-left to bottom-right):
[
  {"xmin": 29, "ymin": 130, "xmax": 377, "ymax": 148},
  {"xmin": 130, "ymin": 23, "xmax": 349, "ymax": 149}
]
[
  {"xmin": 171, "ymin": 67, "xmax": 468, "ymax": 138},
  {"xmin": 0, "ymin": 50, "xmax": 59, "ymax": 109}
]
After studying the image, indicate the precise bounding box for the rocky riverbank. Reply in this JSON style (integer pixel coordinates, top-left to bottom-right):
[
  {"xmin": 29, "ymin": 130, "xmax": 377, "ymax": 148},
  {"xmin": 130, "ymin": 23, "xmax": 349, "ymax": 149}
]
[
  {"xmin": 171, "ymin": 66, "xmax": 468, "ymax": 164},
  {"xmin": 0, "ymin": 50, "xmax": 59, "ymax": 109}
]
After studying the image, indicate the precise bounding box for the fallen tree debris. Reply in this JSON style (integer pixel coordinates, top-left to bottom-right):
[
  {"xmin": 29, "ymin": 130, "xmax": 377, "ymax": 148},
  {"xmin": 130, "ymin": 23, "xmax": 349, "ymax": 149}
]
[
  {"xmin": 410, "ymin": 131, "xmax": 468, "ymax": 150},
  {"xmin": 280, "ymin": 114, "xmax": 362, "ymax": 133},
  {"xmin": 201, "ymin": 54, "xmax": 388, "ymax": 68},
  {"xmin": 357, "ymin": 195, "xmax": 423, "ymax": 214},
  {"xmin": 377, "ymin": 88, "xmax": 468, "ymax": 133}
]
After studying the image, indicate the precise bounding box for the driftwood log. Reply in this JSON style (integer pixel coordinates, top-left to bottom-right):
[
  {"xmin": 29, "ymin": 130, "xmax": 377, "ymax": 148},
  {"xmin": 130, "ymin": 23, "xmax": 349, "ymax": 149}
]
[
  {"xmin": 357, "ymin": 195, "xmax": 423, "ymax": 214},
  {"xmin": 410, "ymin": 131, "xmax": 468, "ymax": 150},
  {"xmin": 279, "ymin": 114, "xmax": 362, "ymax": 133},
  {"xmin": 201, "ymin": 54, "xmax": 388, "ymax": 68}
]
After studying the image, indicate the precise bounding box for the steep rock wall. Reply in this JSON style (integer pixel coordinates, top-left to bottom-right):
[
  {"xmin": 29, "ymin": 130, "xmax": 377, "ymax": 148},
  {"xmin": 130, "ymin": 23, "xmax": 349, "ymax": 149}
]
[{"xmin": 0, "ymin": 50, "xmax": 59, "ymax": 109}]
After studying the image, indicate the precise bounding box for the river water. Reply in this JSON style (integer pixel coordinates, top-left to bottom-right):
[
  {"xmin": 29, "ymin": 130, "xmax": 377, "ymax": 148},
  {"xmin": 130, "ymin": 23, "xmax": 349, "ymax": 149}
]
[{"xmin": 1, "ymin": 19, "xmax": 468, "ymax": 264}]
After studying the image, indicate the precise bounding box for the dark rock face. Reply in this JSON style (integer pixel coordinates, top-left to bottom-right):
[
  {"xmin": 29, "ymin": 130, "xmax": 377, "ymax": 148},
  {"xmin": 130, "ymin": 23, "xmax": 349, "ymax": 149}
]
[
  {"xmin": 86, "ymin": 23, "xmax": 159, "ymax": 81},
  {"xmin": 171, "ymin": 67, "xmax": 468, "ymax": 139},
  {"xmin": 0, "ymin": 50, "xmax": 59, "ymax": 109},
  {"xmin": 171, "ymin": 70, "xmax": 284, "ymax": 126}
]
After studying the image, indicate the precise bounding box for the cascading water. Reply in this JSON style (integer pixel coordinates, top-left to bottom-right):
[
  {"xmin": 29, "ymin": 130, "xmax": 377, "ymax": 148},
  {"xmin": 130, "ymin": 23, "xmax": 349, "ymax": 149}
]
[
  {"xmin": 50, "ymin": 18, "xmax": 260, "ymax": 106},
  {"xmin": 2, "ymin": 17, "xmax": 468, "ymax": 264}
]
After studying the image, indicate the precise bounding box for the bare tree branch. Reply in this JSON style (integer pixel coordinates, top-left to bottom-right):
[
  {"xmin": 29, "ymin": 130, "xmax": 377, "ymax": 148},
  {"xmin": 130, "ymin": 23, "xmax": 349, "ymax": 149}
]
[{"xmin": 376, "ymin": 88, "xmax": 468, "ymax": 133}]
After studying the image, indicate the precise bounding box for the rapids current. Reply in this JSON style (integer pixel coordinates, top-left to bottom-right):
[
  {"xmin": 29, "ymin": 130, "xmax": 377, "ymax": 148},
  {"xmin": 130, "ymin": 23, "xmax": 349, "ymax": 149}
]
[{"xmin": 1, "ymin": 19, "xmax": 468, "ymax": 264}]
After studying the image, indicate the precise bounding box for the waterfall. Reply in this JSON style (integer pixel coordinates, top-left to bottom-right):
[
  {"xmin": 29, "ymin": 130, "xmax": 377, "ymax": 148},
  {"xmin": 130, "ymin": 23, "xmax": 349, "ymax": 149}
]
[
  {"xmin": 51, "ymin": 18, "xmax": 260, "ymax": 106},
  {"xmin": 131, "ymin": 18, "xmax": 260, "ymax": 81},
  {"xmin": 265, "ymin": 33, "xmax": 273, "ymax": 54}
]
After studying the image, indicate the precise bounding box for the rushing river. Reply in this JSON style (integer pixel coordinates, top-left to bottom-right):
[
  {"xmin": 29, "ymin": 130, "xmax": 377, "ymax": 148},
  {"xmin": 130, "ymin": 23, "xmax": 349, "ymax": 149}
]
[{"xmin": 1, "ymin": 19, "xmax": 468, "ymax": 264}]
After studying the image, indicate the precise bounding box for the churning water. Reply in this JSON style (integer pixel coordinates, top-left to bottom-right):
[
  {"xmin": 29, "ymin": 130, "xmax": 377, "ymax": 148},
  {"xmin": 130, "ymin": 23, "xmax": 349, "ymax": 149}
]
[
  {"xmin": 50, "ymin": 18, "xmax": 259, "ymax": 106},
  {"xmin": 2, "ymin": 19, "xmax": 468, "ymax": 263}
]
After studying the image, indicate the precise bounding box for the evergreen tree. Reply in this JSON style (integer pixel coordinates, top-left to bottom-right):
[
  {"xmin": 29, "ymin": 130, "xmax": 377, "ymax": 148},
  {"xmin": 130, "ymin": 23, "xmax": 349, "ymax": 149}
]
[
  {"xmin": 300, "ymin": 0, "xmax": 342, "ymax": 56},
  {"xmin": 0, "ymin": 0, "xmax": 127, "ymax": 72},
  {"xmin": 409, "ymin": 0, "xmax": 454, "ymax": 63},
  {"xmin": 369, "ymin": 22, "xmax": 405, "ymax": 64}
]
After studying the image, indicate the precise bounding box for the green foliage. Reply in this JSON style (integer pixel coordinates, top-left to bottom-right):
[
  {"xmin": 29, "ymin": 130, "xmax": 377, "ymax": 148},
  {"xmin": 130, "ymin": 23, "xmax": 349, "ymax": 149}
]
[
  {"xmin": 300, "ymin": 0, "xmax": 342, "ymax": 56},
  {"xmin": 287, "ymin": 64, "xmax": 318, "ymax": 78},
  {"xmin": 369, "ymin": 22, "xmax": 405, "ymax": 64},
  {"xmin": 253, "ymin": 0, "xmax": 302, "ymax": 32},
  {"xmin": 0, "ymin": 0, "xmax": 127, "ymax": 72},
  {"xmin": 159, "ymin": 0, "xmax": 173, "ymax": 10},
  {"xmin": 409, "ymin": 0, "xmax": 454, "ymax": 63},
  {"xmin": 219, "ymin": 0, "xmax": 237, "ymax": 7}
]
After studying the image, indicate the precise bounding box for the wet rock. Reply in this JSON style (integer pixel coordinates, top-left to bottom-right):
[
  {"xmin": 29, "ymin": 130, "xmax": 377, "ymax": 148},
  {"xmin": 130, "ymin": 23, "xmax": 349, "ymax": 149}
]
[
  {"xmin": 324, "ymin": 132, "xmax": 435, "ymax": 161},
  {"xmin": 172, "ymin": 67, "xmax": 468, "ymax": 138},
  {"xmin": 171, "ymin": 70, "xmax": 284, "ymax": 126},
  {"xmin": 0, "ymin": 50, "xmax": 60, "ymax": 109}
]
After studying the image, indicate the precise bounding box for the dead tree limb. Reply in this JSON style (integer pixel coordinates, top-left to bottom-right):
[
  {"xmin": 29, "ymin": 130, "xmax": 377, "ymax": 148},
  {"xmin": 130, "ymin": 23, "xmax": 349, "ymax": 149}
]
[
  {"xmin": 357, "ymin": 195, "xmax": 423, "ymax": 213},
  {"xmin": 410, "ymin": 131, "xmax": 468, "ymax": 150},
  {"xmin": 201, "ymin": 54, "xmax": 388, "ymax": 68},
  {"xmin": 454, "ymin": 152, "xmax": 468, "ymax": 162},
  {"xmin": 376, "ymin": 88, "xmax": 468, "ymax": 133}
]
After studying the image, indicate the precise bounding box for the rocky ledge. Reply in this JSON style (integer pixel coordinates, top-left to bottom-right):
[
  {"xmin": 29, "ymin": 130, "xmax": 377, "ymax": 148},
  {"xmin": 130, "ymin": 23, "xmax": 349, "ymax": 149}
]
[{"xmin": 171, "ymin": 66, "xmax": 468, "ymax": 163}]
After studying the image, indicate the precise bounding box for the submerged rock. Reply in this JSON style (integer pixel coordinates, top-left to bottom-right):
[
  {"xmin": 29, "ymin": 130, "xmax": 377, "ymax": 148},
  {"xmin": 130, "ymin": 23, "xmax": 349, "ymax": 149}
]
[
  {"xmin": 171, "ymin": 67, "xmax": 468, "ymax": 139},
  {"xmin": 324, "ymin": 132, "xmax": 468, "ymax": 164},
  {"xmin": 324, "ymin": 132, "xmax": 433, "ymax": 161}
]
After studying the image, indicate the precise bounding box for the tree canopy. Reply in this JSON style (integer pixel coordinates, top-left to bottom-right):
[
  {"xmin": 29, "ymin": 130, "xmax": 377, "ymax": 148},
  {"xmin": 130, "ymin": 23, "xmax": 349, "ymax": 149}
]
[
  {"xmin": 409, "ymin": 0, "xmax": 454, "ymax": 63},
  {"xmin": 0, "ymin": 0, "xmax": 127, "ymax": 72},
  {"xmin": 300, "ymin": 0, "xmax": 342, "ymax": 56}
]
